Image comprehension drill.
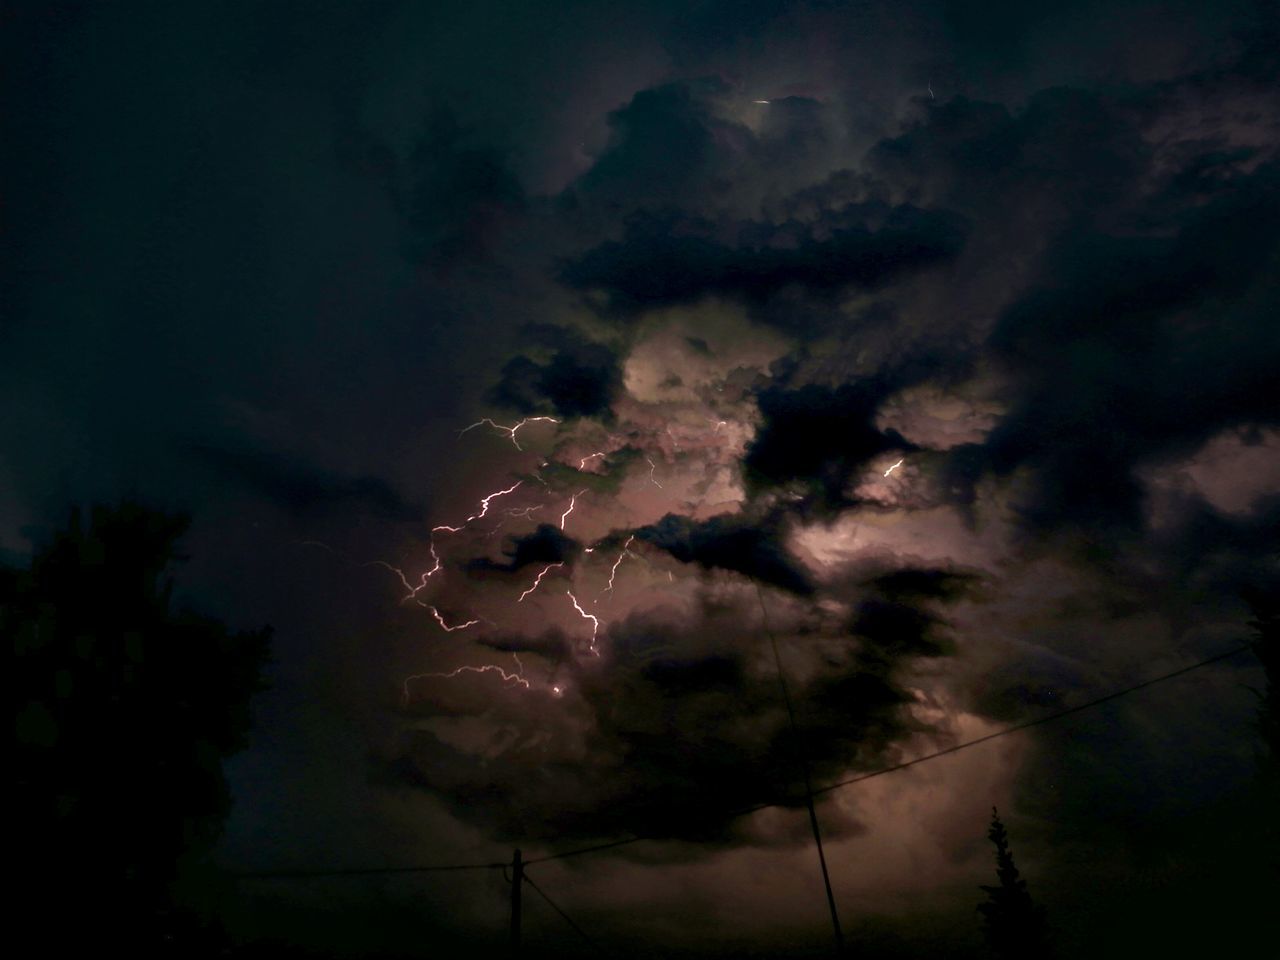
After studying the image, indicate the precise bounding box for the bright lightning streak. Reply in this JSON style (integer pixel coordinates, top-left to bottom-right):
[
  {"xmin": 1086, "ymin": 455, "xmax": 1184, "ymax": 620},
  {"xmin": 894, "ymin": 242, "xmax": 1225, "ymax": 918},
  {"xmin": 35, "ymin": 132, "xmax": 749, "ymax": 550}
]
[
  {"xmin": 578, "ymin": 452, "xmax": 606, "ymax": 470},
  {"xmin": 567, "ymin": 590, "xmax": 601, "ymax": 655},
  {"xmin": 403, "ymin": 655, "xmax": 530, "ymax": 703},
  {"xmin": 433, "ymin": 480, "xmax": 523, "ymax": 532},
  {"xmin": 884, "ymin": 458, "xmax": 905, "ymax": 478},
  {"xmin": 368, "ymin": 542, "xmax": 443, "ymax": 602},
  {"xmin": 559, "ymin": 489, "xmax": 587, "ymax": 530},
  {"xmin": 459, "ymin": 417, "xmax": 559, "ymax": 451},
  {"xmin": 646, "ymin": 457, "xmax": 663, "ymax": 488},
  {"xmin": 753, "ymin": 99, "xmax": 770, "ymax": 104},
  {"xmin": 418, "ymin": 602, "xmax": 481, "ymax": 632},
  {"xmin": 602, "ymin": 535, "xmax": 635, "ymax": 595},
  {"xmin": 519, "ymin": 562, "xmax": 563, "ymax": 601}
]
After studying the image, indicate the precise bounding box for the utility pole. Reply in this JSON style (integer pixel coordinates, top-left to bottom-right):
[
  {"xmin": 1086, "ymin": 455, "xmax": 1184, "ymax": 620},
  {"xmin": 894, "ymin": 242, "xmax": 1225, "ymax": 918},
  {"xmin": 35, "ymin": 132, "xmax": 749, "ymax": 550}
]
[
  {"xmin": 757, "ymin": 583, "xmax": 845, "ymax": 956},
  {"xmin": 509, "ymin": 848, "xmax": 523, "ymax": 955}
]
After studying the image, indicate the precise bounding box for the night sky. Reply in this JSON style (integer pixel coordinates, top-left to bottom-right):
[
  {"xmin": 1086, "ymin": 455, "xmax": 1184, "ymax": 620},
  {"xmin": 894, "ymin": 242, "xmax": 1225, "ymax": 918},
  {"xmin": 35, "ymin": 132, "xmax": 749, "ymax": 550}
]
[{"xmin": 5, "ymin": 1, "xmax": 1279, "ymax": 957}]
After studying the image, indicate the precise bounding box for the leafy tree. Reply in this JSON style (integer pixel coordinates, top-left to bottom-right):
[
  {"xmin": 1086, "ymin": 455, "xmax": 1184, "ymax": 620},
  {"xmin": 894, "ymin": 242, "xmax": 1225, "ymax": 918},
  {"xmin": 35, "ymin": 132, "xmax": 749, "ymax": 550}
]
[
  {"xmin": 977, "ymin": 807, "xmax": 1052, "ymax": 960},
  {"xmin": 8, "ymin": 502, "xmax": 270, "ymax": 953}
]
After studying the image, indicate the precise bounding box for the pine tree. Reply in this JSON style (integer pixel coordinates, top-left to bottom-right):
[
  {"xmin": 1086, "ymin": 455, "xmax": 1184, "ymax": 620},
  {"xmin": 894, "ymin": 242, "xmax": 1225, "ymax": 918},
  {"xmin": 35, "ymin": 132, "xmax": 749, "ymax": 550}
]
[
  {"xmin": 977, "ymin": 807, "xmax": 1051, "ymax": 960},
  {"xmin": 1243, "ymin": 587, "xmax": 1278, "ymax": 776}
]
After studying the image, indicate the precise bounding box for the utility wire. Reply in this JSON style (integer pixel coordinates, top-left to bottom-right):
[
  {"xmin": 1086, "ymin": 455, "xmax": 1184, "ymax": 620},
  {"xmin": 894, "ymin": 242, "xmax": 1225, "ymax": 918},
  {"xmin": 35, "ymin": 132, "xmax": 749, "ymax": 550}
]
[
  {"xmin": 523, "ymin": 871, "xmax": 607, "ymax": 955},
  {"xmin": 527, "ymin": 640, "xmax": 1255, "ymax": 865},
  {"xmin": 234, "ymin": 641, "xmax": 1256, "ymax": 877},
  {"xmin": 812, "ymin": 640, "xmax": 1255, "ymax": 798},
  {"xmin": 235, "ymin": 861, "xmax": 506, "ymax": 880}
]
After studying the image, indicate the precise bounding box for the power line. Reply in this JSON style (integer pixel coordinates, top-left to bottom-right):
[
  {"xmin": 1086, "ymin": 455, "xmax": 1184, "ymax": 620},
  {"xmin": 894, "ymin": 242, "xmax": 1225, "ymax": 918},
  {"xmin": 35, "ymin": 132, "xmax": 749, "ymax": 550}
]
[
  {"xmin": 526, "ymin": 641, "xmax": 1255, "ymax": 865},
  {"xmin": 812, "ymin": 640, "xmax": 1255, "ymax": 798},
  {"xmin": 523, "ymin": 870, "xmax": 607, "ymax": 955},
  {"xmin": 234, "ymin": 861, "xmax": 506, "ymax": 880},
  {"xmin": 233, "ymin": 641, "xmax": 1257, "ymax": 877}
]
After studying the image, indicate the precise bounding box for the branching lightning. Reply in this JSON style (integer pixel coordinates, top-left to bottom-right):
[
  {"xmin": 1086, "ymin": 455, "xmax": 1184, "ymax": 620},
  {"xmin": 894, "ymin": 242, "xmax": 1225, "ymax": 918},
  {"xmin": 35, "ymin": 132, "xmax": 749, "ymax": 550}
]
[
  {"xmin": 433, "ymin": 480, "xmax": 523, "ymax": 533},
  {"xmin": 403, "ymin": 654, "xmax": 530, "ymax": 703},
  {"xmin": 567, "ymin": 590, "xmax": 601, "ymax": 654},
  {"xmin": 368, "ymin": 541, "xmax": 443, "ymax": 602},
  {"xmin": 519, "ymin": 562, "xmax": 563, "ymax": 602},
  {"xmin": 417, "ymin": 602, "xmax": 481, "ymax": 632},
  {"xmin": 459, "ymin": 417, "xmax": 559, "ymax": 451}
]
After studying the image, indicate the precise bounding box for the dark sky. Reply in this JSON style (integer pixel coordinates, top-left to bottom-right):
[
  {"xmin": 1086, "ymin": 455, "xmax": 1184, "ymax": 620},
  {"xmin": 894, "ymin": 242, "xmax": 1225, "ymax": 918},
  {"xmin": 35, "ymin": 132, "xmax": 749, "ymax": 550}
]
[{"xmin": 4, "ymin": 1, "xmax": 1278, "ymax": 956}]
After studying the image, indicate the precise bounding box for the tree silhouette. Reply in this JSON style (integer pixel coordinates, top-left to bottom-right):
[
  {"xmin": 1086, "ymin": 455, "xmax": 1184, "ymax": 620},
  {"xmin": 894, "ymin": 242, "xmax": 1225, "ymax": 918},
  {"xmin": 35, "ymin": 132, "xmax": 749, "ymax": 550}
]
[
  {"xmin": 8, "ymin": 502, "xmax": 270, "ymax": 953},
  {"xmin": 1242, "ymin": 587, "xmax": 1279, "ymax": 885},
  {"xmin": 977, "ymin": 807, "xmax": 1051, "ymax": 960},
  {"xmin": 1243, "ymin": 587, "xmax": 1278, "ymax": 775}
]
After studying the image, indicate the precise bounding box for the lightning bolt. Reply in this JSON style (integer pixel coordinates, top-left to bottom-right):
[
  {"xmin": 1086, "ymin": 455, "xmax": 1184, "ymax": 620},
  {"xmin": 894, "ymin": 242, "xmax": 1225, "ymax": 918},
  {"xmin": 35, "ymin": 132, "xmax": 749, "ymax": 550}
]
[
  {"xmin": 560, "ymin": 489, "xmax": 587, "ymax": 530},
  {"xmin": 646, "ymin": 457, "xmax": 663, "ymax": 489},
  {"xmin": 518, "ymin": 562, "xmax": 563, "ymax": 601},
  {"xmin": 417, "ymin": 602, "xmax": 481, "ymax": 632},
  {"xmin": 578, "ymin": 452, "xmax": 607, "ymax": 470},
  {"xmin": 884, "ymin": 458, "xmax": 905, "ymax": 478},
  {"xmin": 459, "ymin": 417, "xmax": 559, "ymax": 451},
  {"xmin": 506, "ymin": 505, "xmax": 544, "ymax": 520},
  {"xmin": 602, "ymin": 535, "xmax": 635, "ymax": 595},
  {"xmin": 403, "ymin": 654, "xmax": 530, "ymax": 703},
  {"xmin": 368, "ymin": 542, "xmax": 443, "ymax": 602},
  {"xmin": 567, "ymin": 590, "xmax": 601, "ymax": 655},
  {"xmin": 432, "ymin": 480, "xmax": 523, "ymax": 532}
]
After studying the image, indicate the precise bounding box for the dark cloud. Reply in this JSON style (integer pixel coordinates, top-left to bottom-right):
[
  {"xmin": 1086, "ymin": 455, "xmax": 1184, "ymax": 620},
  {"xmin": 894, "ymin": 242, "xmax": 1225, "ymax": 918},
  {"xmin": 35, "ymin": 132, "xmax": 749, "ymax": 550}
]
[
  {"xmin": 479, "ymin": 628, "xmax": 573, "ymax": 662},
  {"xmin": 560, "ymin": 202, "xmax": 968, "ymax": 312},
  {"xmin": 868, "ymin": 567, "xmax": 978, "ymax": 602},
  {"xmin": 871, "ymin": 88, "xmax": 1149, "ymax": 223},
  {"xmin": 635, "ymin": 511, "xmax": 813, "ymax": 595},
  {"xmin": 567, "ymin": 77, "xmax": 739, "ymax": 211},
  {"xmin": 465, "ymin": 523, "xmax": 580, "ymax": 575},
  {"xmin": 190, "ymin": 443, "xmax": 420, "ymax": 521},
  {"xmin": 488, "ymin": 326, "xmax": 622, "ymax": 419},
  {"xmin": 980, "ymin": 162, "xmax": 1280, "ymax": 533},
  {"xmin": 850, "ymin": 567, "xmax": 977, "ymax": 662},
  {"xmin": 386, "ymin": 599, "xmax": 932, "ymax": 843},
  {"xmin": 852, "ymin": 599, "xmax": 953, "ymax": 660},
  {"xmin": 745, "ymin": 381, "xmax": 915, "ymax": 508}
]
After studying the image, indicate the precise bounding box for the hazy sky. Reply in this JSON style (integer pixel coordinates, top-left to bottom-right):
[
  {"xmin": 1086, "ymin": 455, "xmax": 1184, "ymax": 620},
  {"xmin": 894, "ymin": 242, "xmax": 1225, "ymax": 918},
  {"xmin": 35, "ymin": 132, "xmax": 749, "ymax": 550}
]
[{"xmin": 4, "ymin": 1, "xmax": 1278, "ymax": 956}]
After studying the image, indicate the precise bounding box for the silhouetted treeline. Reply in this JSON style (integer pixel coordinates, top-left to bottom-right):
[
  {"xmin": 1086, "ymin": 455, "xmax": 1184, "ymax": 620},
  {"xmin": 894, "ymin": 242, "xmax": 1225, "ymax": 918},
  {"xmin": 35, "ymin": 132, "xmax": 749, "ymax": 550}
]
[{"xmin": 7, "ymin": 502, "xmax": 270, "ymax": 954}]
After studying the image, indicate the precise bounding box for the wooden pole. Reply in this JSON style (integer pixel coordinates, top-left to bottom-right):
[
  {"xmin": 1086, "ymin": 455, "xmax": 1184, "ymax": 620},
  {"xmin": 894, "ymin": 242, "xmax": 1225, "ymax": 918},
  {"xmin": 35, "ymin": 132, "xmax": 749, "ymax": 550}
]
[{"xmin": 509, "ymin": 848, "xmax": 523, "ymax": 954}]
